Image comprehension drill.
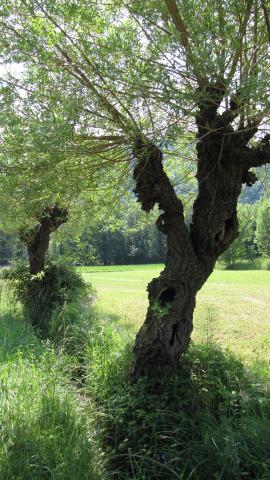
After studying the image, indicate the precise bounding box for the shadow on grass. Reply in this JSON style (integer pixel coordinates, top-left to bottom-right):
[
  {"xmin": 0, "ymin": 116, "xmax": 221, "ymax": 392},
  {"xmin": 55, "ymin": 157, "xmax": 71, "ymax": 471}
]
[
  {"xmin": 0, "ymin": 309, "xmax": 42, "ymax": 363},
  {"xmin": 2, "ymin": 300, "xmax": 269, "ymax": 480},
  {"xmin": 0, "ymin": 391, "xmax": 98, "ymax": 480},
  {"xmin": 86, "ymin": 333, "xmax": 270, "ymax": 480}
]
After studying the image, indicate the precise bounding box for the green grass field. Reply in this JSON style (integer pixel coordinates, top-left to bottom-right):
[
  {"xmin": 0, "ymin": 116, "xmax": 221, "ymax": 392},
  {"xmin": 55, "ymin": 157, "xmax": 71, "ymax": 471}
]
[
  {"xmin": 1, "ymin": 265, "xmax": 270, "ymax": 479},
  {"xmin": 80, "ymin": 266, "xmax": 270, "ymax": 368}
]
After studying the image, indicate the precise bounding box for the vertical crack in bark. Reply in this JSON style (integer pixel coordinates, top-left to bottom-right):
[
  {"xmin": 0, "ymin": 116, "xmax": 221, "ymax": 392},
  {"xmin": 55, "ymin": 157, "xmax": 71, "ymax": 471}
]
[{"xmin": 169, "ymin": 323, "xmax": 178, "ymax": 346}]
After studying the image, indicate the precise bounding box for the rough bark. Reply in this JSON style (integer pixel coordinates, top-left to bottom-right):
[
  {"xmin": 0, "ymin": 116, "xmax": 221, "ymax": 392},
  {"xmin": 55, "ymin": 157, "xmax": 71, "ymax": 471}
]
[
  {"xmin": 20, "ymin": 204, "xmax": 68, "ymax": 275},
  {"xmin": 130, "ymin": 139, "xmax": 206, "ymax": 379},
  {"xmin": 130, "ymin": 85, "xmax": 268, "ymax": 380}
]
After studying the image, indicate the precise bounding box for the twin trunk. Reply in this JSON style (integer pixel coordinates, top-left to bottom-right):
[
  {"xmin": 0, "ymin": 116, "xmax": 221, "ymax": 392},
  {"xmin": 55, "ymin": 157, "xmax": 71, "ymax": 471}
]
[
  {"xmin": 130, "ymin": 140, "xmax": 208, "ymax": 379},
  {"xmin": 130, "ymin": 109, "xmax": 255, "ymax": 379}
]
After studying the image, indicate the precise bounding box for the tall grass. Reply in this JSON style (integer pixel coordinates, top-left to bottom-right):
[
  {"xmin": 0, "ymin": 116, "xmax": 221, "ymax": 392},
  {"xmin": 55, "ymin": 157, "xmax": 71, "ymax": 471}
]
[{"xmin": 0, "ymin": 287, "xmax": 103, "ymax": 479}]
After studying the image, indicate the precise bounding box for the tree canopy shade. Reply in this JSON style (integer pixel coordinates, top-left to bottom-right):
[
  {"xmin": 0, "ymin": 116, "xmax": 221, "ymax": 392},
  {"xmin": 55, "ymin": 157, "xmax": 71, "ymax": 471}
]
[{"xmin": 1, "ymin": 0, "xmax": 270, "ymax": 377}]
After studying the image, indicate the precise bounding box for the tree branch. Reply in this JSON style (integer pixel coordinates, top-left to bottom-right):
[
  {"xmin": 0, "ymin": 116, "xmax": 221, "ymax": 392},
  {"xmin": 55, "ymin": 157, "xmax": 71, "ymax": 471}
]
[
  {"xmin": 164, "ymin": 0, "xmax": 205, "ymax": 84},
  {"xmin": 235, "ymin": 134, "xmax": 270, "ymax": 167},
  {"xmin": 261, "ymin": 0, "xmax": 270, "ymax": 44},
  {"xmin": 164, "ymin": 0, "xmax": 189, "ymax": 48},
  {"xmin": 133, "ymin": 137, "xmax": 183, "ymax": 216},
  {"xmin": 226, "ymin": 0, "xmax": 253, "ymax": 82},
  {"xmin": 133, "ymin": 137, "xmax": 196, "ymax": 246}
]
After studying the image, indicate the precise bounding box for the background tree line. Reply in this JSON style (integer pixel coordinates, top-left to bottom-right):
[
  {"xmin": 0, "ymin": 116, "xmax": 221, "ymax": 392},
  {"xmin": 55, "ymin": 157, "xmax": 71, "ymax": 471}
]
[{"xmin": 1, "ymin": 199, "xmax": 269, "ymax": 268}]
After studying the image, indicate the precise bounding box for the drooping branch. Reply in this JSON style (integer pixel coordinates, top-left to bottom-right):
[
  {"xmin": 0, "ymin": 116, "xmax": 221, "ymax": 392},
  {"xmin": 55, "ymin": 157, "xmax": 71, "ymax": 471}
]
[
  {"xmin": 164, "ymin": 0, "xmax": 189, "ymax": 49},
  {"xmin": 20, "ymin": 204, "xmax": 68, "ymax": 275},
  {"xmin": 261, "ymin": 0, "xmax": 270, "ymax": 44},
  {"xmin": 226, "ymin": 0, "xmax": 253, "ymax": 82},
  {"xmin": 36, "ymin": 1, "xmax": 140, "ymax": 130}
]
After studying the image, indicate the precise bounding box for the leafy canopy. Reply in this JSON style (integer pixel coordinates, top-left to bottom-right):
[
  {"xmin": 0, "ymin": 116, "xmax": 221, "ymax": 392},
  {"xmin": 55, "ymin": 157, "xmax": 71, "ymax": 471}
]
[{"xmin": 0, "ymin": 0, "xmax": 269, "ymax": 229}]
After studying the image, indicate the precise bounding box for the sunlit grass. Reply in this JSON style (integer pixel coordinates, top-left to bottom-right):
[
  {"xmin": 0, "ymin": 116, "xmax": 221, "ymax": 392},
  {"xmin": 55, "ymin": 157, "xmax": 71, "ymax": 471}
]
[{"xmin": 81, "ymin": 266, "xmax": 270, "ymax": 368}]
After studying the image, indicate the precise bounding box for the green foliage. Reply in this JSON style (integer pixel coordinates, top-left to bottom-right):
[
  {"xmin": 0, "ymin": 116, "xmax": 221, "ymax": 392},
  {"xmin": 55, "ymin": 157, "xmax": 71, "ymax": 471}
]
[
  {"xmin": 51, "ymin": 222, "xmax": 166, "ymax": 266},
  {"xmin": 256, "ymin": 199, "xmax": 270, "ymax": 257},
  {"xmin": 220, "ymin": 258, "xmax": 270, "ymax": 271},
  {"xmin": 0, "ymin": 230, "xmax": 24, "ymax": 265},
  {"xmin": 220, "ymin": 204, "xmax": 258, "ymax": 267},
  {"xmin": 150, "ymin": 300, "xmax": 172, "ymax": 319},
  {"xmin": 1, "ymin": 259, "xmax": 91, "ymax": 336},
  {"xmin": 1, "ymin": 0, "xmax": 269, "ymax": 242},
  {"xmin": 48, "ymin": 196, "xmax": 167, "ymax": 266}
]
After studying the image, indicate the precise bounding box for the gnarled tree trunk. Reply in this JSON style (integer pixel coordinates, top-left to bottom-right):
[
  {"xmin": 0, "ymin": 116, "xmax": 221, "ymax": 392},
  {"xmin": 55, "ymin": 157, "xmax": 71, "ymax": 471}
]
[
  {"xmin": 19, "ymin": 205, "xmax": 68, "ymax": 331},
  {"xmin": 20, "ymin": 204, "xmax": 68, "ymax": 275},
  {"xmin": 130, "ymin": 139, "xmax": 208, "ymax": 379},
  {"xmin": 130, "ymin": 85, "xmax": 266, "ymax": 380}
]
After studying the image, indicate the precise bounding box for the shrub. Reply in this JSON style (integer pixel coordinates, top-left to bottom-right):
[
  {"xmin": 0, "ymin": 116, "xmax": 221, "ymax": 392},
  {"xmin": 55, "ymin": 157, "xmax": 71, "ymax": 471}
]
[{"xmin": 1, "ymin": 259, "xmax": 93, "ymax": 336}]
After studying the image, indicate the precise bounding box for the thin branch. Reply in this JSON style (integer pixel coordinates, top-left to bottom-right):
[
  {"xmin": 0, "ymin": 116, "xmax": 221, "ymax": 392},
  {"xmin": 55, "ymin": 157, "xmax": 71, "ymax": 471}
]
[
  {"xmin": 164, "ymin": 0, "xmax": 189, "ymax": 48},
  {"xmin": 32, "ymin": 0, "xmax": 140, "ymax": 129},
  {"xmin": 54, "ymin": 44, "xmax": 127, "ymax": 129},
  {"xmin": 164, "ymin": 0, "xmax": 205, "ymax": 84},
  {"xmin": 226, "ymin": 0, "xmax": 253, "ymax": 82},
  {"xmin": 261, "ymin": 0, "xmax": 270, "ymax": 43}
]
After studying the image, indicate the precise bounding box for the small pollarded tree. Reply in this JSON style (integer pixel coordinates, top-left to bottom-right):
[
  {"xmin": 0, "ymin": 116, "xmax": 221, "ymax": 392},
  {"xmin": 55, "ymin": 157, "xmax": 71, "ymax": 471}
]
[
  {"xmin": 1, "ymin": 0, "xmax": 270, "ymax": 377},
  {"xmin": 0, "ymin": 84, "xmax": 122, "ymax": 275},
  {"xmin": 0, "ymin": 106, "xmax": 69, "ymax": 274},
  {"xmin": 0, "ymin": 100, "xmax": 109, "ymax": 331}
]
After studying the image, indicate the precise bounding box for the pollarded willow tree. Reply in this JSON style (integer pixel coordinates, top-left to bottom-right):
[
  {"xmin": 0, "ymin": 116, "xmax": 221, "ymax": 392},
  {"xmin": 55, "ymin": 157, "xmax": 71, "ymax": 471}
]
[
  {"xmin": 0, "ymin": 84, "xmax": 127, "ymax": 275},
  {"xmin": 0, "ymin": 104, "xmax": 70, "ymax": 274},
  {"xmin": 0, "ymin": 95, "xmax": 124, "ymax": 331},
  {"xmin": 1, "ymin": 0, "xmax": 270, "ymax": 377}
]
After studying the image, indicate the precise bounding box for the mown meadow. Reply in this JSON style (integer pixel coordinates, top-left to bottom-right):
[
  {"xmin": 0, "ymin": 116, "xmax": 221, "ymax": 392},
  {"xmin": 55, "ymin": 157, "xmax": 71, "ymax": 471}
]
[
  {"xmin": 0, "ymin": 265, "xmax": 270, "ymax": 479},
  {"xmin": 80, "ymin": 265, "xmax": 270, "ymax": 369}
]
